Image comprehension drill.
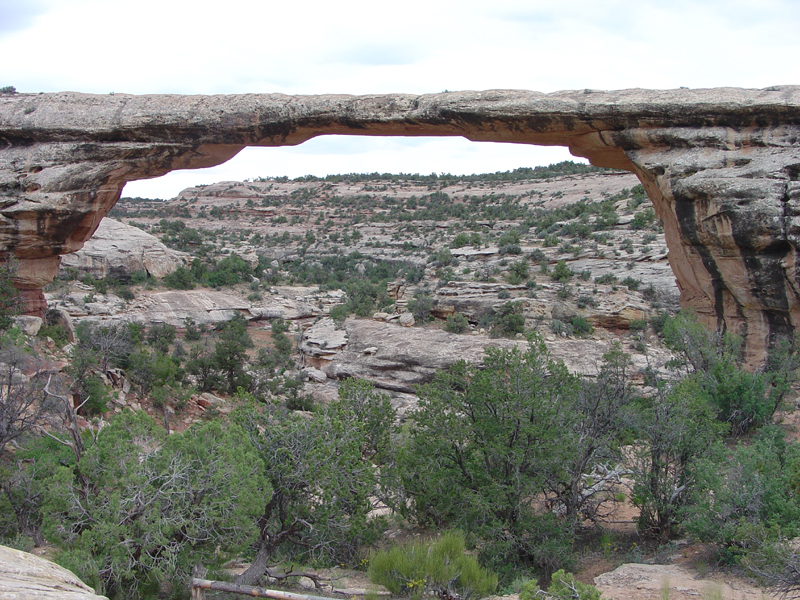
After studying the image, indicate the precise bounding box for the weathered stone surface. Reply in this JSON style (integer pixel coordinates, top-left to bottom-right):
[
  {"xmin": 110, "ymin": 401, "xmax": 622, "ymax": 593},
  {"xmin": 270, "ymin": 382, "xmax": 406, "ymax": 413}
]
[
  {"xmin": 594, "ymin": 562, "xmax": 774, "ymax": 600},
  {"xmin": 306, "ymin": 317, "xmax": 524, "ymax": 392},
  {"xmin": 0, "ymin": 544, "xmax": 107, "ymax": 599},
  {"xmin": 60, "ymin": 218, "xmax": 188, "ymax": 279},
  {"xmin": 302, "ymin": 317, "xmax": 674, "ymax": 394},
  {"xmin": 11, "ymin": 315, "xmax": 42, "ymax": 336},
  {"xmin": 3, "ymin": 87, "xmax": 800, "ymax": 362},
  {"xmin": 301, "ymin": 366, "xmax": 328, "ymax": 383}
]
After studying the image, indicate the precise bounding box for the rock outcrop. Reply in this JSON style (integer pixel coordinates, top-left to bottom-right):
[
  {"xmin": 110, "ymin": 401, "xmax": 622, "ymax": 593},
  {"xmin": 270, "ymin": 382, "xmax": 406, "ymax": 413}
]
[
  {"xmin": 60, "ymin": 218, "xmax": 187, "ymax": 279},
  {"xmin": 2, "ymin": 87, "xmax": 800, "ymax": 362},
  {"xmin": 0, "ymin": 544, "xmax": 107, "ymax": 599},
  {"xmin": 594, "ymin": 562, "xmax": 775, "ymax": 600},
  {"xmin": 300, "ymin": 317, "xmax": 671, "ymax": 393}
]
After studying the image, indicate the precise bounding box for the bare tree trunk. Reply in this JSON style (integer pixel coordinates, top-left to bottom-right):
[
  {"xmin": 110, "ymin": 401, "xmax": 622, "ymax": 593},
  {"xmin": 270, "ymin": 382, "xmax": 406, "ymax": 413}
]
[{"xmin": 236, "ymin": 542, "xmax": 271, "ymax": 587}]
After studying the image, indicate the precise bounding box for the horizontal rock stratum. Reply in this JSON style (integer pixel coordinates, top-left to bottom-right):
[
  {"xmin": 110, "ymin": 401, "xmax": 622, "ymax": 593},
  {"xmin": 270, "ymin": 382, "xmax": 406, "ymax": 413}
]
[{"xmin": 2, "ymin": 86, "xmax": 800, "ymax": 363}]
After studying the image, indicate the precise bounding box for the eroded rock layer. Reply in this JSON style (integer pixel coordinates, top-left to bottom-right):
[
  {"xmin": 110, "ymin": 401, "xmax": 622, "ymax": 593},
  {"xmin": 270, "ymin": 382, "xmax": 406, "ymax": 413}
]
[{"xmin": 2, "ymin": 87, "xmax": 800, "ymax": 362}]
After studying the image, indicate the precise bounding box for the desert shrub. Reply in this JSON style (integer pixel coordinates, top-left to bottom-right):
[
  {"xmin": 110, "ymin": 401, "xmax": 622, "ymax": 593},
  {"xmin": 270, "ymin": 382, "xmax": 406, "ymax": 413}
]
[
  {"xmin": 451, "ymin": 233, "xmax": 471, "ymax": 248},
  {"xmin": 510, "ymin": 259, "xmax": 529, "ymax": 281},
  {"xmin": 650, "ymin": 311, "xmax": 669, "ymax": 334},
  {"xmin": 436, "ymin": 248, "xmax": 454, "ymax": 266},
  {"xmin": 43, "ymin": 413, "xmax": 265, "ymax": 598},
  {"xmin": 207, "ymin": 252, "xmax": 253, "ymax": 287},
  {"xmin": 662, "ymin": 312, "xmax": 796, "ymax": 435},
  {"xmin": 498, "ymin": 289, "xmax": 511, "ymax": 299},
  {"xmin": 408, "ymin": 293, "xmax": 434, "ymax": 324},
  {"xmin": 551, "ymin": 260, "xmax": 573, "ymax": 282},
  {"xmin": 498, "ymin": 230, "xmax": 521, "ymax": 247},
  {"xmin": 146, "ymin": 323, "xmax": 177, "ymax": 353},
  {"xmin": 547, "ymin": 570, "xmax": 602, "ymax": 600},
  {"xmin": 445, "ymin": 312, "xmax": 469, "ymax": 334},
  {"xmin": 397, "ymin": 342, "xmax": 630, "ymax": 579},
  {"xmin": 38, "ymin": 323, "xmax": 70, "ymax": 348},
  {"xmin": 628, "ymin": 375, "xmax": 726, "ymax": 540},
  {"xmin": 183, "ymin": 317, "xmax": 205, "ymax": 341},
  {"xmin": 491, "ymin": 302, "xmax": 525, "ymax": 338},
  {"xmin": 576, "ymin": 295, "xmax": 598, "ymax": 309},
  {"xmin": 529, "ymin": 249, "xmax": 546, "ymax": 262},
  {"xmin": 329, "ymin": 304, "xmax": 349, "ymax": 325},
  {"xmin": 570, "ymin": 315, "xmax": 593, "ymax": 336},
  {"xmin": 595, "ymin": 273, "xmax": 617, "ymax": 285},
  {"xmin": 630, "ymin": 208, "xmax": 657, "ymax": 230},
  {"xmin": 368, "ymin": 531, "xmax": 497, "ymax": 600},
  {"xmin": 622, "ymin": 276, "xmax": 641, "ymax": 291},
  {"xmin": 116, "ymin": 286, "xmax": 135, "ymax": 301},
  {"xmin": 684, "ymin": 427, "xmax": 800, "ymax": 558},
  {"xmin": 162, "ymin": 266, "xmax": 196, "ymax": 290},
  {"xmin": 500, "ymin": 243, "xmax": 522, "ymax": 255},
  {"xmin": 550, "ymin": 319, "xmax": 574, "ymax": 337},
  {"xmin": 405, "ymin": 265, "xmax": 426, "ymax": 284}
]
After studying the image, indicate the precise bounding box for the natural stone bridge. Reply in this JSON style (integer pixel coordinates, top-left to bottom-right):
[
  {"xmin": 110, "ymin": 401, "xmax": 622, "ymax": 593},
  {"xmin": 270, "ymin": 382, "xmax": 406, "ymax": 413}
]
[{"xmin": 1, "ymin": 86, "xmax": 800, "ymax": 363}]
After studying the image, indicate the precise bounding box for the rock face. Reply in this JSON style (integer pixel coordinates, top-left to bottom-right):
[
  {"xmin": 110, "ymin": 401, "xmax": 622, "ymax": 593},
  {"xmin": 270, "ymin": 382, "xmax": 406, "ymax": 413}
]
[
  {"xmin": 0, "ymin": 544, "xmax": 107, "ymax": 599},
  {"xmin": 594, "ymin": 563, "xmax": 773, "ymax": 600},
  {"xmin": 59, "ymin": 218, "xmax": 187, "ymax": 279},
  {"xmin": 302, "ymin": 317, "xmax": 525, "ymax": 392},
  {"xmin": 2, "ymin": 87, "xmax": 800, "ymax": 362}
]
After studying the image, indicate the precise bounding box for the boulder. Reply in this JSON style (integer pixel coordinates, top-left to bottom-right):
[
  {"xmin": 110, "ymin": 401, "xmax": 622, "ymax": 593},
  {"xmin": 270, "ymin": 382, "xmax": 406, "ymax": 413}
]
[
  {"xmin": 196, "ymin": 392, "xmax": 226, "ymax": 408},
  {"xmin": 302, "ymin": 367, "xmax": 327, "ymax": 383},
  {"xmin": 313, "ymin": 318, "xmax": 524, "ymax": 392},
  {"xmin": 60, "ymin": 218, "xmax": 188, "ymax": 280},
  {"xmin": 12, "ymin": 316, "xmax": 42, "ymax": 336},
  {"xmin": 398, "ymin": 312, "xmax": 415, "ymax": 327},
  {"xmin": 0, "ymin": 544, "xmax": 107, "ymax": 599}
]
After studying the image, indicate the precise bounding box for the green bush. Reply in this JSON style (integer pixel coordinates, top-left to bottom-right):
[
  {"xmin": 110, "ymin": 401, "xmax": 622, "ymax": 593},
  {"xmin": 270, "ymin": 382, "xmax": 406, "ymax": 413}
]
[
  {"xmin": 436, "ymin": 248, "xmax": 455, "ymax": 266},
  {"xmin": 551, "ymin": 260, "xmax": 573, "ymax": 282},
  {"xmin": 492, "ymin": 302, "xmax": 525, "ymax": 338},
  {"xmin": 162, "ymin": 266, "xmax": 196, "ymax": 290},
  {"xmin": 445, "ymin": 312, "xmax": 469, "ymax": 334},
  {"xmin": 408, "ymin": 293, "xmax": 434, "ymax": 324},
  {"xmin": 451, "ymin": 233, "xmax": 471, "ymax": 248},
  {"xmin": 368, "ymin": 531, "xmax": 497, "ymax": 600},
  {"xmin": 547, "ymin": 570, "xmax": 602, "ymax": 600},
  {"xmin": 519, "ymin": 570, "xmax": 602, "ymax": 600},
  {"xmin": 38, "ymin": 323, "xmax": 70, "ymax": 348},
  {"xmin": 550, "ymin": 319, "xmax": 573, "ymax": 337},
  {"xmin": 684, "ymin": 427, "xmax": 800, "ymax": 557},
  {"xmin": 329, "ymin": 304, "xmax": 349, "ymax": 325},
  {"xmin": 622, "ymin": 276, "xmax": 641, "ymax": 291},
  {"xmin": 595, "ymin": 273, "xmax": 617, "ymax": 285},
  {"xmin": 662, "ymin": 312, "xmax": 793, "ymax": 435},
  {"xmin": 570, "ymin": 315, "xmax": 593, "ymax": 336}
]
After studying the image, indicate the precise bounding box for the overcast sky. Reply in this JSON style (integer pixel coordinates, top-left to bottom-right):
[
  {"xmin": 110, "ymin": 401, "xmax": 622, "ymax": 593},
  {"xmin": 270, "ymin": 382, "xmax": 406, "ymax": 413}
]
[{"xmin": 2, "ymin": 0, "xmax": 799, "ymax": 199}]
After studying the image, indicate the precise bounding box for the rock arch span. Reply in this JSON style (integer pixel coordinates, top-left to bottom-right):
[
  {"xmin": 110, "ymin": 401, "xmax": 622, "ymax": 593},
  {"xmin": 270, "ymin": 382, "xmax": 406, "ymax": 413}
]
[{"xmin": 2, "ymin": 87, "xmax": 800, "ymax": 363}]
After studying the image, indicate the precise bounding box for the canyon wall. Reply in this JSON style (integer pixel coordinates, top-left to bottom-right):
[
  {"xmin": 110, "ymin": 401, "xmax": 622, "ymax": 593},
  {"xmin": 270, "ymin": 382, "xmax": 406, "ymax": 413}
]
[{"xmin": 1, "ymin": 87, "xmax": 799, "ymax": 362}]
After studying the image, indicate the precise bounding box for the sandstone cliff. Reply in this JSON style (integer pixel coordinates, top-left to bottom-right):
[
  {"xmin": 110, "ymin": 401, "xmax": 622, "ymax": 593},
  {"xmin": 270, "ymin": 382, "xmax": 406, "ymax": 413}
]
[
  {"xmin": 2, "ymin": 87, "xmax": 800, "ymax": 362},
  {"xmin": 59, "ymin": 218, "xmax": 187, "ymax": 280}
]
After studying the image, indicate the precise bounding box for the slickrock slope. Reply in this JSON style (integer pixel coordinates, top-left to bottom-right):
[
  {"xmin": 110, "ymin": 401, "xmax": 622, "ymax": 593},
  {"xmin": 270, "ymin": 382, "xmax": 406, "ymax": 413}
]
[
  {"xmin": 2, "ymin": 87, "xmax": 800, "ymax": 362},
  {"xmin": 0, "ymin": 545, "xmax": 107, "ymax": 599},
  {"xmin": 60, "ymin": 217, "xmax": 187, "ymax": 279}
]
